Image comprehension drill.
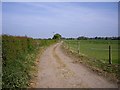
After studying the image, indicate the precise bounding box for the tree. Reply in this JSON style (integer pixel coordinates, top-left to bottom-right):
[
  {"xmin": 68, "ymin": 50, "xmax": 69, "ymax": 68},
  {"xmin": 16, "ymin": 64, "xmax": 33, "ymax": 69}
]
[
  {"xmin": 52, "ymin": 33, "xmax": 61, "ymax": 39},
  {"xmin": 77, "ymin": 36, "xmax": 88, "ymax": 40}
]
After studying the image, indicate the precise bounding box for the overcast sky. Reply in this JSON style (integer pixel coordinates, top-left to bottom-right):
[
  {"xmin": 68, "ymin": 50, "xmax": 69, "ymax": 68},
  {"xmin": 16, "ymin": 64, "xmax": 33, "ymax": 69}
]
[{"xmin": 2, "ymin": 2, "xmax": 118, "ymax": 38}]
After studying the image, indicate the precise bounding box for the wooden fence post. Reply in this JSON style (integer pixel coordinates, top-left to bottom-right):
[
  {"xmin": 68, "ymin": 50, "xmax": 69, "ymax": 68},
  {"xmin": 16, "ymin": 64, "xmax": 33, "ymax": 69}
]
[
  {"xmin": 78, "ymin": 40, "xmax": 80, "ymax": 54},
  {"xmin": 109, "ymin": 45, "xmax": 112, "ymax": 64}
]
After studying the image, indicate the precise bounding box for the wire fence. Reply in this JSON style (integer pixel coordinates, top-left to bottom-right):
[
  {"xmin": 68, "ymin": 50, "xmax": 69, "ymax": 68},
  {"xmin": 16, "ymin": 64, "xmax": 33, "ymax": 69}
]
[{"xmin": 64, "ymin": 40, "xmax": 119, "ymax": 64}]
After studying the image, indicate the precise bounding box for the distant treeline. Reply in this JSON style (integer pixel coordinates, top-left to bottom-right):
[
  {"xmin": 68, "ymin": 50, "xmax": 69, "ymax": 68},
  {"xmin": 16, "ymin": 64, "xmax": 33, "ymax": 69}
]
[{"xmin": 62, "ymin": 36, "xmax": 120, "ymax": 40}]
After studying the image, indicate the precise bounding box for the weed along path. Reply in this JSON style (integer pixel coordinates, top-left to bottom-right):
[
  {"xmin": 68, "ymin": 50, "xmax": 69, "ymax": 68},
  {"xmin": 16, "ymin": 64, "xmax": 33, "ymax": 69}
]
[{"xmin": 35, "ymin": 42, "xmax": 117, "ymax": 88}]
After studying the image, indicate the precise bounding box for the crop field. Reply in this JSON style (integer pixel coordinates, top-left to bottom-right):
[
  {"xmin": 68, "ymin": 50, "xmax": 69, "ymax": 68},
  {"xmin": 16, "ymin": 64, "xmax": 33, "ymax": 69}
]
[{"xmin": 64, "ymin": 40, "xmax": 119, "ymax": 64}]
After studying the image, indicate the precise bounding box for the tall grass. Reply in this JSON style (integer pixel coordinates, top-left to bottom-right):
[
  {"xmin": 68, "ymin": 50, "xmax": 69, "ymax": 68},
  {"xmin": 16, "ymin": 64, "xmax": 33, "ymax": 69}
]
[
  {"xmin": 2, "ymin": 35, "xmax": 56, "ymax": 88},
  {"xmin": 0, "ymin": 35, "xmax": 2, "ymax": 89}
]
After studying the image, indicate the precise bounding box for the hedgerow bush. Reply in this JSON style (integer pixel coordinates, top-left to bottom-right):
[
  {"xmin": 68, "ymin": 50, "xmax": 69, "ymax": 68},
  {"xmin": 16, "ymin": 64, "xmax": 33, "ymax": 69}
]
[{"xmin": 2, "ymin": 35, "xmax": 56, "ymax": 88}]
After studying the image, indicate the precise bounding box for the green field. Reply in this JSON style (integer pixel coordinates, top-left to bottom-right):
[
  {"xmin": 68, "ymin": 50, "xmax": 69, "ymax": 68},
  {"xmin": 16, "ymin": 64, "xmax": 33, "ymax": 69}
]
[
  {"xmin": 64, "ymin": 40, "xmax": 119, "ymax": 64},
  {"xmin": 63, "ymin": 40, "xmax": 120, "ymax": 80}
]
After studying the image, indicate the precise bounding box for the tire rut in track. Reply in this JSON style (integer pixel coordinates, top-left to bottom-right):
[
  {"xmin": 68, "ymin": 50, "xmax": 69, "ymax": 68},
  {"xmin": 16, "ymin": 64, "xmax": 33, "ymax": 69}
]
[{"xmin": 52, "ymin": 43, "xmax": 75, "ymax": 79}]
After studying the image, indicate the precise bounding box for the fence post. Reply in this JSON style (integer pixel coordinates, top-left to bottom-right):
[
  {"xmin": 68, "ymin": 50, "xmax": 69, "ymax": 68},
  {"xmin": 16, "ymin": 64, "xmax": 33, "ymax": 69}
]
[
  {"xmin": 78, "ymin": 40, "xmax": 80, "ymax": 54},
  {"xmin": 109, "ymin": 45, "xmax": 112, "ymax": 64}
]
